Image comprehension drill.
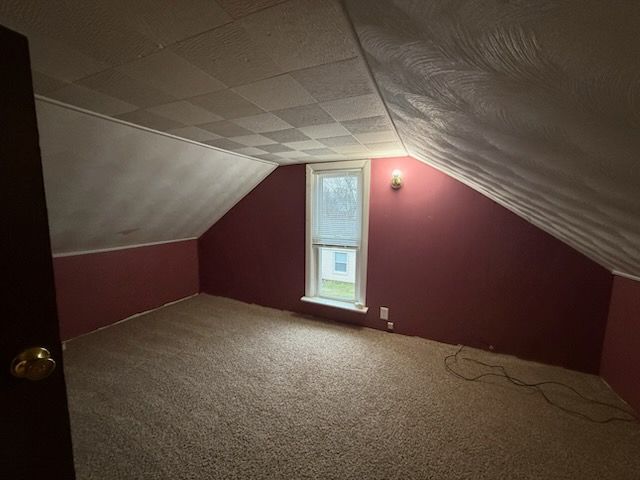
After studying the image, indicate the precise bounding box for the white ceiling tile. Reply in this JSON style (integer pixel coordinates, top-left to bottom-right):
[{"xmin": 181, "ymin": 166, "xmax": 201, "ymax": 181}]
[
  {"xmin": 284, "ymin": 139, "xmax": 325, "ymax": 151},
  {"xmin": 172, "ymin": 22, "xmax": 282, "ymax": 87},
  {"xmin": 368, "ymin": 150, "xmax": 406, "ymax": 158},
  {"xmin": 317, "ymin": 135, "xmax": 360, "ymax": 147},
  {"xmin": 234, "ymin": 147, "xmax": 269, "ymax": 156},
  {"xmin": 147, "ymin": 101, "xmax": 223, "ymax": 125},
  {"xmin": 341, "ymin": 115, "xmax": 392, "ymax": 134},
  {"xmin": 228, "ymin": 135, "xmax": 277, "ymax": 147},
  {"xmin": 262, "ymin": 129, "xmax": 310, "ymax": 143},
  {"xmin": 298, "ymin": 123, "xmax": 351, "ymax": 138},
  {"xmin": 254, "ymin": 153, "xmax": 282, "ymax": 162},
  {"xmin": 0, "ymin": 1, "xmax": 158, "ymax": 65},
  {"xmin": 48, "ymin": 84, "xmax": 138, "ymax": 116},
  {"xmin": 332, "ymin": 144, "xmax": 369, "ymax": 154},
  {"xmin": 273, "ymin": 104, "xmax": 334, "ymax": 127},
  {"xmin": 241, "ymin": 0, "xmax": 358, "ymax": 71},
  {"xmin": 302, "ymin": 147, "xmax": 337, "ymax": 156},
  {"xmin": 128, "ymin": 0, "xmax": 231, "ymax": 46},
  {"xmin": 233, "ymin": 74, "xmax": 316, "ymax": 111},
  {"xmin": 198, "ymin": 121, "xmax": 254, "ymax": 137},
  {"xmin": 116, "ymin": 110, "xmax": 185, "ymax": 131},
  {"xmin": 260, "ymin": 144, "xmax": 294, "ymax": 153},
  {"xmin": 189, "ymin": 90, "xmax": 264, "ymax": 119},
  {"xmin": 26, "ymin": 33, "xmax": 109, "ymax": 82},
  {"xmin": 276, "ymin": 150, "xmax": 307, "ymax": 158},
  {"xmin": 78, "ymin": 69, "xmax": 177, "ymax": 108},
  {"xmin": 310, "ymin": 154, "xmax": 344, "ymax": 161},
  {"xmin": 203, "ymin": 138, "xmax": 245, "ymax": 150},
  {"xmin": 366, "ymin": 141, "xmax": 405, "ymax": 151},
  {"xmin": 290, "ymin": 57, "xmax": 374, "ymax": 102},
  {"xmin": 31, "ymin": 71, "xmax": 68, "ymax": 95},
  {"xmin": 231, "ymin": 113, "xmax": 293, "ymax": 133},
  {"xmin": 166, "ymin": 126, "xmax": 221, "ymax": 142},
  {"xmin": 117, "ymin": 51, "xmax": 227, "ymax": 99},
  {"xmin": 353, "ymin": 130, "xmax": 399, "ymax": 144},
  {"xmin": 320, "ymin": 94, "xmax": 387, "ymax": 122},
  {"xmin": 217, "ymin": 0, "xmax": 286, "ymax": 19}
]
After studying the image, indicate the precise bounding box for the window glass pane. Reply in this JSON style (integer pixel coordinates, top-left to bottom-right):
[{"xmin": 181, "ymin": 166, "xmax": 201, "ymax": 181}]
[
  {"xmin": 334, "ymin": 251, "xmax": 347, "ymax": 272},
  {"xmin": 313, "ymin": 171, "xmax": 362, "ymax": 247},
  {"xmin": 318, "ymin": 247, "xmax": 356, "ymax": 301},
  {"xmin": 335, "ymin": 252, "xmax": 347, "ymax": 263}
]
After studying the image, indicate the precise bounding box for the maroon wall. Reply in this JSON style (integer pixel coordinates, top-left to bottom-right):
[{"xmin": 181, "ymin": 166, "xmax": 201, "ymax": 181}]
[
  {"xmin": 199, "ymin": 157, "xmax": 613, "ymax": 373},
  {"xmin": 600, "ymin": 276, "xmax": 640, "ymax": 413},
  {"xmin": 53, "ymin": 239, "xmax": 199, "ymax": 340}
]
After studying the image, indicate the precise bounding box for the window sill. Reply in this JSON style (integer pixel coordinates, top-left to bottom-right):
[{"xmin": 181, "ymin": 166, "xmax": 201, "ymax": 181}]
[{"xmin": 300, "ymin": 296, "xmax": 369, "ymax": 314}]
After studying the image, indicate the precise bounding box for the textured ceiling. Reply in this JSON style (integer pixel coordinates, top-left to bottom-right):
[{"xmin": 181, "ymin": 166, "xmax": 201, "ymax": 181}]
[
  {"xmin": 0, "ymin": 0, "xmax": 405, "ymax": 165},
  {"xmin": 344, "ymin": 0, "xmax": 640, "ymax": 277},
  {"xmin": 37, "ymin": 99, "xmax": 275, "ymax": 254},
  {"xmin": 4, "ymin": 0, "xmax": 638, "ymax": 276}
]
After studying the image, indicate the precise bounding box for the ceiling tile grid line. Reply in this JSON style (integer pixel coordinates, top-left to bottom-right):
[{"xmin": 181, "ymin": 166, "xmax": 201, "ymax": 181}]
[
  {"xmin": 36, "ymin": 96, "xmax": 279, "ymax": 167},
  {"xmin": 336, "ymin": 0, "xmax": 412, "ymax": 159},
  {"xmin": 0, "ymin": 0, "xmax": 406, "ymax": 164}
]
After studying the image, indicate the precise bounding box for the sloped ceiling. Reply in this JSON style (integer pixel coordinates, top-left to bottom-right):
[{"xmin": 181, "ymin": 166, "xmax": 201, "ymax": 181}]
[
  {"xmin": 0, "ymin": 0, "xmax": 405, "ymax": 164},
  {"xmin": 344, "ymin": 0, "xmax": 640, "ymax": 277},
  {"xmin": 37, "ymin": 99, "xmax": 274, "ymax": 254}
]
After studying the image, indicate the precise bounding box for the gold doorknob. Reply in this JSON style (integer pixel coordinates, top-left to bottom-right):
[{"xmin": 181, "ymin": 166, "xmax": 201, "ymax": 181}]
[{"xmin": 10, "ymin": 347, "xmax": 56, "ymax": 381}]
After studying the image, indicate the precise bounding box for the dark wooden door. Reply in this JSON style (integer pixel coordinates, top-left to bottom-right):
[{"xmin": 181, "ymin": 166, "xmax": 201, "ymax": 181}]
[{"xmin": 0, "ymin": 25, "xmax": 76, "ymax": 478}]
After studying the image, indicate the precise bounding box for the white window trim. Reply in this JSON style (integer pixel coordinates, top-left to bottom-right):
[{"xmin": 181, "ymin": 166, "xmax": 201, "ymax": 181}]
[{"xmin": 301, "ymin": 159, "xmax": 370, "ymax": 314}]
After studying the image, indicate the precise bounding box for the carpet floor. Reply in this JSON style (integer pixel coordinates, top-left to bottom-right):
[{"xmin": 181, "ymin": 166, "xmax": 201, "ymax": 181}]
[{"xmin": 64, "ymin": 294, "xmax": 640, "ymax": 479}]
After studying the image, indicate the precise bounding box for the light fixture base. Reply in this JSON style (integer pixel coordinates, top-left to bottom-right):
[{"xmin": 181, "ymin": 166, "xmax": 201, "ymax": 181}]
[{"xmin": 391, "ymin": 169, "xmax": 403, "ymax": 189}]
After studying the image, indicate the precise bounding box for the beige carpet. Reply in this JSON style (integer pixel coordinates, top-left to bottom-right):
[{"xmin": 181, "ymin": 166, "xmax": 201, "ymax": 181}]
[{"xmin": 64, "ymin": 294, "xmax": 640, "ymax": 479}]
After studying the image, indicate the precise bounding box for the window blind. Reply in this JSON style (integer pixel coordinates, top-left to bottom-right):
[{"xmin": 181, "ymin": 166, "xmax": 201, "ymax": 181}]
[{"xmin": 312, "ymin": 170, "xmax": 362, "ymax": 247}]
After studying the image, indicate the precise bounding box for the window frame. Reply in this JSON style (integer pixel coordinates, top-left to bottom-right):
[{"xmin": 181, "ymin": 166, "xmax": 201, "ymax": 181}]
[{"xmin": 301, "ymin": 159, "xmax": 370, "ymax": 313}]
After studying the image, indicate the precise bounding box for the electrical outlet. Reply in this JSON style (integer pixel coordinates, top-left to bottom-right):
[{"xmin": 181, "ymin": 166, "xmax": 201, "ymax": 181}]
[
  {"xmin": 380, "ymin": 306, "xmax": 389, "ymax": 320},
  {"xmin": 387, "ymin": 321, "xmax": 394, "ymax": 331}
]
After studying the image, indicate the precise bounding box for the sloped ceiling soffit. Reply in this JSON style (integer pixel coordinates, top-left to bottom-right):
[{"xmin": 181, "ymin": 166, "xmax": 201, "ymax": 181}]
[
  {"xmin": 344, "ymin": 0, "xmax": 640, "ymax": 278},
  {"xmin": 37, "ymin": 99, "xmax": 275, "ymax": 254}
]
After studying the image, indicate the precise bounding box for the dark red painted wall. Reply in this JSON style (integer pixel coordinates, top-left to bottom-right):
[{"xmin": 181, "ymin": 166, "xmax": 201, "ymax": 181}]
[
  {"xmin": 53, "ymin": 240, "xmax": 199, "ymax": 340},
  {"xmin": 600, "ymin": 276, "xmax": 640, "ymax": 413},
  {"xmin": 199, "ymin": 157, "xmax": 613, "ymax": 373}
]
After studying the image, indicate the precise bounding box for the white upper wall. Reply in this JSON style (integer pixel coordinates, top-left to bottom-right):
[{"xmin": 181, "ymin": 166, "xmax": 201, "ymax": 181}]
[{"xmin": 36, "ymin": 99, "xmax": 275, "ymax": 254}]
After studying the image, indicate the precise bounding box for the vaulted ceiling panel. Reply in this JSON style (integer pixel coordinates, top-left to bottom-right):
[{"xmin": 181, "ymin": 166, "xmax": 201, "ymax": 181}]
[
  {"xmin": 344, "ymin": 0, "xmax": 640, "ymax": 277},
  {"xmin": 36, "ymin": 99, "xmax": 275, "ymax": 254},
  {"xmin": 5, "ymin": 0, "xmax": 635, "ymax": 277},
  {"xmin": 238, "ymin": 0, "xmax": 358, "ymax": 71},
  {"xmin": 0, "ymin": 0, "xmax": 406, "ymax": 165}
]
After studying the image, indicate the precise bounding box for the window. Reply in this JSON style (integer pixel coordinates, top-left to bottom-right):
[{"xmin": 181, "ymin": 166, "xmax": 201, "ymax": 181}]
[
  {"xmin": 301, "ymin": 160, "xmax": 370, "ymax": 313},
  {"xmin": 334, "ymin": 252, "xmax": 347, "ymax": 273}
]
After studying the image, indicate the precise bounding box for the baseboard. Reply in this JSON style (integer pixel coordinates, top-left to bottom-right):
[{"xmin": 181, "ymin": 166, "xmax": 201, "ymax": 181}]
[{"xmin": 62, "ymin": 293, "xmax": 199, "ymax": 344}]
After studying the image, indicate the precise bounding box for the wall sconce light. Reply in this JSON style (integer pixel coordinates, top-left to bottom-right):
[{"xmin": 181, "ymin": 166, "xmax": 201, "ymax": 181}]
[{"xmin": 391, "ymin": 169, "xmax": 403, "ymax": 189}]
